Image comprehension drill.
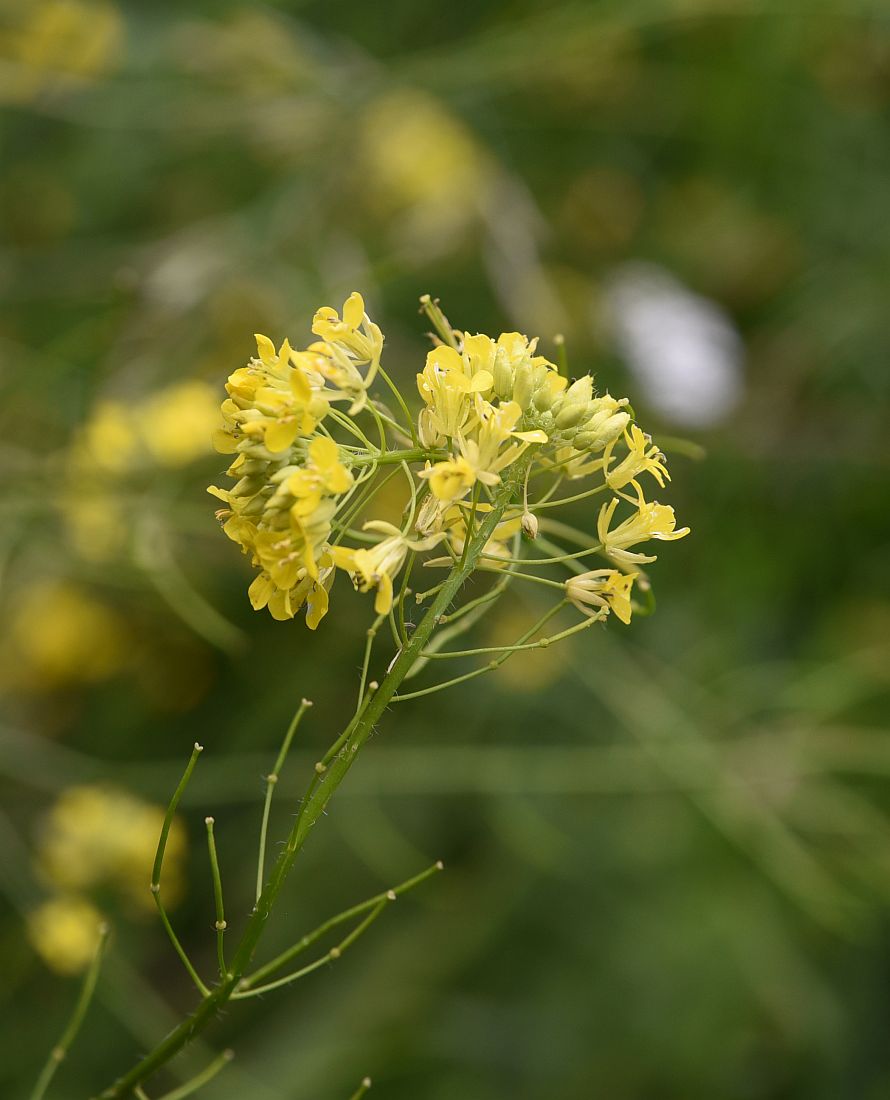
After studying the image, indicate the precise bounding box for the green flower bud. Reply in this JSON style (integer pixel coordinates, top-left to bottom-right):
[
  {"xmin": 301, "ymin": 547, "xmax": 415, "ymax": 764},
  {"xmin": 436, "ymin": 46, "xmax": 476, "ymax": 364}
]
[{"xmin": 532, "ymin": 371, "xmax": 567, "ymax": 411}]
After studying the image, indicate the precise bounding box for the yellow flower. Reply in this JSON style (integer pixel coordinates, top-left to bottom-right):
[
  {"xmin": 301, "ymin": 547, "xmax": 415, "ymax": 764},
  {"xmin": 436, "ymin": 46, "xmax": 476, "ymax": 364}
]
[
  {"xmin": 417, "ymin": 345, "xmax": 493, "ymax": 446},
  {"xmin": 311, "ymin": 291, "xmax": 383, "ymax": 397},
  {"xmin": 37, "ymin": 785, "xmax": 185, "ymax": 908},
  {"xmin": 566, "ymin": 569, "xmax": 638, "ymax": 624},
  {"xmin": 419, "ymin": 455, "xmax": 477, "ymax": 504},
  {"xmin": 602, "ymin": 424, "xmax": 669, "ymax": 491},
  {"xmin": 332, "ymin": 522, "xmax": 444, "ymax": 614},
  {"xmin": 219, "ymin": 334, "xmax": 329, "ymax": 456},
  {"xmin": 597, "ymin": 493, "xmax": 690, "ymax": 567},
  {"xmin": 27, "ymin": 896, "xmax": 104, "ymax": 975},
  {"xmin": 455, "ymin": 398, "xmax": 548, "ymax": 488},
  {"xmin": 287, "ymin": 436, "xmax": 353, "ymax": 517},
  {"xmin": 248, "ymin": 553, "xmax": 335, "ymax": 628}
]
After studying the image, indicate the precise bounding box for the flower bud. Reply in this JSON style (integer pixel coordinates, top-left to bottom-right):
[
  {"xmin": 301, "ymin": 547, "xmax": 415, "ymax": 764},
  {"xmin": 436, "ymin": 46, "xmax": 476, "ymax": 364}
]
[
  {"xmin": 520, "ymin": 511, "xmax": 539, "ymax": 539},
  {"xmin": 511, "ymin": 362, "xmax": 536, "ymax": 410},
  {"xmin": 492, "ymin": 352, "xmax": 515, "ymax": 400},
  {"xmin": 532, "ymin": 371, "xmax": 567, "ymax": 411}
]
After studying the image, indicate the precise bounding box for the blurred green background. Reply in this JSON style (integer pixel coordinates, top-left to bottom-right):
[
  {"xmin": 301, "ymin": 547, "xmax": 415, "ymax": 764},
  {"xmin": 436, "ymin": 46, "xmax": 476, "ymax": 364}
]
[{"xmin": 2, "ymin": 0, "xmax": 890, "ymax": 1097}]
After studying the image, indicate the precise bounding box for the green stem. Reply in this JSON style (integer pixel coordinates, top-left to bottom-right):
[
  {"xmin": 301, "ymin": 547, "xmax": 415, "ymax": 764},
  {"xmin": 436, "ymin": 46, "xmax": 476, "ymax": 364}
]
[
  {"xmin": 152, "ymin": 1050, "xmax": 234, "ymax": 1100},
  {"xmin": 204, "ymin": 818, "xmax": 226, "ymax": 979},
  {"xmin": 351, "ymin": 447, "xmax": 444, "ymax": 468},
  {"xmin": 256, "ymin": 699, "xmax": 312, "ymax": 903},
  {"xmin": 393, "ymin": 601, "xmax": 565, "ymax": 702},
  {"xmin": 151, "ymin": 744, "xmax": 209, "ymax": 998},
  {"xmin": 96, "ymin": 475, "xmax": 521, "ymax": 1099},
  {"xmin": 239, "ymin": 860, "xmax": 443, "ymax": 992},
  {"xmin": 31, "ymin": 922, "xmax": 109, "ymax": 1100}
]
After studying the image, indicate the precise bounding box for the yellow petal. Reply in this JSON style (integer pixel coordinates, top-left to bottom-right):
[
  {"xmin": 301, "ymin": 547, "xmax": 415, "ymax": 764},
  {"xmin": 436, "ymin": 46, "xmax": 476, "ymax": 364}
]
[
  {"xmin": 374, "ymin": 571, "xmax": 393, "ymax": 615},
  {"xmin": 305, "ymin": 583, "xmax": 329, "ymax": 630},
  {"xmin": 468, "ymin": 370, "xmax": 494, "ymax": 393},
  {"xmin": 212, "ymin": 428, "xmax": 239, "ymax": 454},
  {"xmin": 264, "ymin": 419, "xmax": 299, "ymax": 453},
  {"xmin": 255, "ymin": 334, "xmax": 277, "ymax": 365},
  {"xmin": 308, "ymin": 435, "xmax": 339, "ymax": 468},
  {"xmin": 513, "ymin": 429, "xmax": 548, "ymax": 443},
  {"xmin": 342, "ymin": 292, "xmax": 365, "ymax": 329}
]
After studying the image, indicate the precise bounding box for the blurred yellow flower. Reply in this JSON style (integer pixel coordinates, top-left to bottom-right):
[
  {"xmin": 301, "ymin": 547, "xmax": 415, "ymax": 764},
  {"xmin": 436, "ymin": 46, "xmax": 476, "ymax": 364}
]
[
  {"xmin": 8, "ymin": 581, "xmax": 127, "ymax": 689},
  {"xmin": 26, "ymin": 895, "xmax": 104, "ymax": 975},
  {"xmin": 138, "ymin": 381, "xmax": 220, "ymax": 466},
  {"xmin": 0, "ymin": 0, "xmax": 123, "ymax": 104},
  {"xmin": 37, "ymin": 785, "xmax": 185, "ymax": 909},
  {"xmin": 360, "ymin": 89, "xmax": 493, "ymax": 244}
]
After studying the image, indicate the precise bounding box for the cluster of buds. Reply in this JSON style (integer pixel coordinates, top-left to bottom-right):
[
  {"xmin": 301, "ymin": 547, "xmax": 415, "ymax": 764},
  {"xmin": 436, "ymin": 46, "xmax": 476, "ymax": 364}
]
[{"xmin": 210, "ymin": 293, "xmax": 689, "ymax": 633}]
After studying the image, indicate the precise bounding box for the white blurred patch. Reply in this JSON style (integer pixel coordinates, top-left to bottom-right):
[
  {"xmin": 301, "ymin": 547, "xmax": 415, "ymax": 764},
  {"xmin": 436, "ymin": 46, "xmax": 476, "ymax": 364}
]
[{"xmin": 603, "ymin": 263, "xmax": 744, "ymax": 428}]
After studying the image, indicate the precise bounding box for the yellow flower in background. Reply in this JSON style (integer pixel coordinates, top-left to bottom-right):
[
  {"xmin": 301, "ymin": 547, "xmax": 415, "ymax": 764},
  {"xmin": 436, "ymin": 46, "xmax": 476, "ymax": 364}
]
[
  {"xmin": 37, "ymin": 784, "xmax": 185, "ymax": 908},
  {"xmin": 138, "ymin": 381, "xmax": 219, "ymax": 466},
  {"xmin": 360, "ymin": 89, "xmax": 493, "ymax": 243},
  {"xmin": 77, "ymin": 400, "xmax": 140, "ymax": 474},
  {"xmin": 26, "ymin": 895, "xmax": 104, "ymax": 975},
  {"xmin": 566, "ymin": 569, "xmax": 638, "ymax": 624},
  {"xmin": 7, "ymin": 581, "xmax": 127, "ymax": 690},
  {"xmin": 597, "ymin": 492, "xmax": 690, "ymax": 567},
  {"xmin": 0, "ymin": 0, "xmax": 122, "ymax": 104}
]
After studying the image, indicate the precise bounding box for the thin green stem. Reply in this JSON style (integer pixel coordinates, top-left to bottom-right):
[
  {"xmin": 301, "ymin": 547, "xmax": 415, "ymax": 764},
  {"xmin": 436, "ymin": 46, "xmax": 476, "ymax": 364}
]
[
  {"xmin": 256, "ymin": 699, "xmax": 312, "ymax": 903},
  {"xmin": 478, "ymin": 541, "xmax": 602, "ymax": 566},
  {"xmin": 239, "ymin": 861, "xmax": 443, "ymax": 993},
  {"xmin": 358, "ymin": 617, "xmax": 385, "ymax": 708},
  {"xmin": 152, "ymin": 1050, "xmax": 234, "ymax": 1100},
  {"xmin": 328, "ymin": 407, "xmax": 377, "ymax": 451},
  {"xmin": 531, "ymin": 482, "xmax": 609, "ymax": 511},
  {"xmin": 204, "ymin": 819, "xmax": 226, "ymax": 979},
  {"xmin": 375, "ymin": 366, "xmax": 419, "ymax": 445},
  {"xmin": 235, "ymin": 901, "xmax": 387, "ymax": 998},
  {"xmin": 348, "ymin": 1077, "xmax": 373, "ymax": 1100},
  {"xmin": 396, "ymin": 554, "xmax": 415, "ymax": 643},
  {"xmin": 393, "ymin": 601, "xmax": 566, "ymax": 702},
  {"xmin": 151, "ymin": 744, "xmax": 209, "ymax": 998},
  {"xmin": 31, "ymin": 922, "xmax": 110, "ymax": 1100},
  {"xmin": 459, "ymin": 483, "xmax": 480, "ymax": 568},
  {"xmin": 350, "ymin": 447, "xmax": 445, "ymax": 468},
  {"xmin": 474, "ymin": 565, "xmax": 566, "ymax": 590}
]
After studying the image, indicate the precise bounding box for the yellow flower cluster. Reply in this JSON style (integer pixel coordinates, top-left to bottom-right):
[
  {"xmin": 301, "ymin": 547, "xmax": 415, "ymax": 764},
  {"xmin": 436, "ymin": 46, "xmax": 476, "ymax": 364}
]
[
  {"xmin": 28, "ymin": 784, "xmax": 185, "ymax": 974},
  {"xmin": 209, "ymin": 294, "xmax": 385, "ymax": 625},
  {"xmin": 210, "ymin": 293, "xmax": 689, "ymax": 631}
]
